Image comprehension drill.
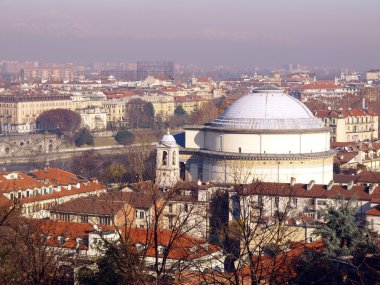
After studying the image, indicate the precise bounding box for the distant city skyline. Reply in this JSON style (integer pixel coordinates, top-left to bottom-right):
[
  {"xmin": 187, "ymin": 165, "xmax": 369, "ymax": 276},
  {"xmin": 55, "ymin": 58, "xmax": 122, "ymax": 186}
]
[{"xmin": 1, "ymin": 0, "xmax": 379, "ymax": 70}]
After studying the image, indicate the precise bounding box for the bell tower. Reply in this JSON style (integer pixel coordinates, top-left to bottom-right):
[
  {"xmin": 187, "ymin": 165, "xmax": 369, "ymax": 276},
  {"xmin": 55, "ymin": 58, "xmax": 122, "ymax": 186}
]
[{"xmin": 156, "ymin": 130, "xmax": 180, "ymax": 188}]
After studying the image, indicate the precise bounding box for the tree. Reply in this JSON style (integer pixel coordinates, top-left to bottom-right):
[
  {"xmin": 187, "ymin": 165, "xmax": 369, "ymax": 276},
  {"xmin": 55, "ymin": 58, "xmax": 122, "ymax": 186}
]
[
  {"xmin": 315, "ymin": 199, "xmax": 377, "ymax": 258},
  {"xmin": 294, "ymin": 199, "xmax": 380, "ymax": 284},
  {"xmin": 78, "ymin": 242, "xmax": 146, "ymax": 285},
  {"xmin": 115, "ymin": 130, "xmax": 135, "ymax": 145},
  {"xmin": 70, "ymin": 150, "xmax": 105, "ymax": 179},
  {"xmin": 123, "ymin": 132, "xmax": 157, "ymax": 182},
  {"xmin": 127, "ymin": 99, "xmax": 155, "ymax": 129},
  {"xmin": 174, "ymin": 105, "xmax": 186, "ymax": 116},
  {"xmin": 36, "ymin": 109, "xmax": 81, "ymax": 134},
  {"xmin": 74, "ymin": 128, "xmax": 94, "ymax": 147},
  {"xmin": 0, "ymin": 217, "xmax": 74, "ymax": 285},
  {"xmin": 101, "ymin": 162, "xmax": 127, "ymax": 186}
]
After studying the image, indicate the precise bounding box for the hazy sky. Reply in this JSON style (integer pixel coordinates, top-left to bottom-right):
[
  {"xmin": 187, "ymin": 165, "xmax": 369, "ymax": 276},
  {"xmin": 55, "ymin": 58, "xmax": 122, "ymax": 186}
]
[{"xmin": 1, "ymin": 0, "xmax": 379, "ymax": 69}]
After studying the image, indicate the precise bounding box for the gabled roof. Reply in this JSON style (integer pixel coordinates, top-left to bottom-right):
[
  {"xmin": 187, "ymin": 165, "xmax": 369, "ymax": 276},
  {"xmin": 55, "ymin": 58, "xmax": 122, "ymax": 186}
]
[
  {"xmin": 36, "ymin": 220, "xmax": 221, "ymax": 260},
  {"xmin": 366, "ymin": 206, "xmax": 380, "ymax": 216},
  {"xmin": 0, "ymin": 172, "xmax": 44, "ymax": 193},
  {"xmin": 51, "ymin": 191, "xmax": 160, "ymax": 216},
  {"xmin": 29, "ymin": 167, "xmax": 83, "ymax": 186}
]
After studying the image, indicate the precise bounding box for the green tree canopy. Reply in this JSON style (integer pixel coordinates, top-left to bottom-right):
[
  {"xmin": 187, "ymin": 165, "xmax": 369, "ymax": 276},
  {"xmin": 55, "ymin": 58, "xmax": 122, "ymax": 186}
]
[
  {"xmin": 115, "ymin": 130, "xmax": 135, "ymax": 145},
  {"xmin": 74, "ymin": 128, "xmax": 94, "ymax": 147},
  {"xmin": 174, "ymin": 105, "xmax": 186, "ymax": 116},
  {"xmin": 315, "ymin": 199, "xmax": 377, "ymax": 257}
]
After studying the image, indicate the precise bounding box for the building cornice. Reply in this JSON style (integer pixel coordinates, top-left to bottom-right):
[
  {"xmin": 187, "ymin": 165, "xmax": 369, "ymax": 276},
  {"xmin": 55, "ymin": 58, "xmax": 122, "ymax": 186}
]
[
  {"xmin": 183, "ymin": 124, "xmax": 332, "ymax": 134},
  {"xmin": 180, "ymin": 148, "xmax": 336, "ymax": 161}
]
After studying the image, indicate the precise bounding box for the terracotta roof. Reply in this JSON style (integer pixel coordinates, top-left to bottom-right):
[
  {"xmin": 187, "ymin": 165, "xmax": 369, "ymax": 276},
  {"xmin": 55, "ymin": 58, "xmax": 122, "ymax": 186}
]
[
  {"xmin": 0, "ymin": 172, "xmax": 44, "ymax": 193},
  {"xmin": 239, "ymin": 240, "xmax": 324, "ymax": 283},
  {"xmin": 334, "ymin": 151, "xmax": 358, "ymax": 164},
  {"xmin": 333, "ymin": 174, "xmax": 357, "ymax": 184},
  {"xmin": 356, "ymin": 171, "xmax": 380, "ymax": 184},
  {"xmin": 366, "ymin": 206, "xmax": 380, "ymax": 216},
  {"xmin": 51, "ymin": 191, "xmax": 158, "ymax": 216},
  {"xmin": 238, "ymin": 181, "xmax": 380, "ymax": 201},
  {"xmin": 29, "ymin": 167, "xmax": 83, "ymax": 186},
  {"xmin": 20, "ymin": 182, "xmax": 105, "ymax": 204},
  {"xmin": 299, "ymin": 83, "xmax": 338, "ymax": 90},
  {"xmin": 315, "ymin": 108, "xmax": 378, "ymax": 118},
  {"xmin": 36, "ymin": 220, "xmax": 220, "ymax": 260}
]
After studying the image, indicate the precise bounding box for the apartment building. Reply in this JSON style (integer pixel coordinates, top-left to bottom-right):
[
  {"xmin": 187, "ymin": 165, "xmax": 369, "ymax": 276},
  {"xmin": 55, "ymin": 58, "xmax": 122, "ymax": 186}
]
[
  {"xmin": 231, "ymin": 180, "xmax": 380, "ymax": 235},
  {"xmin": 102, "ymin": 99, "xmax": 127, "ymax": 127},
  {"xmin": 0, "ymin": 167, "xmax": 107, "ymax": 218},
  {"xmin": 50, "ymin": 190, "xmax": 162, "ymax": 229},
  {"xmin": 0, "ymin": 95, "xmax": 73, "ymax": 133},
  {"xmin": 315, "ymin": 108, "xmax": 378, "ymax": 142}
]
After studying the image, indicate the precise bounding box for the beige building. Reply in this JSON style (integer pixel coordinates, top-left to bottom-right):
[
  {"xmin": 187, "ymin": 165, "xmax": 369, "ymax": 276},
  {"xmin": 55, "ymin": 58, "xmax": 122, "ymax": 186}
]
[
  {"xmin": 0, "ymin": 95, "xmax": 73, "ymax": 133},
  {"xmin": 315, "ymin": 108, "xmax": 379, "ymax": 142},
  {"xmin": 102, "ymin": 99, "xmax": 127, "ymax": 127},
  {"xmin": 366, "ymin": 69, "xmax": 380, "ymax": 81},
  {"xmin": 0, "ymin": 94, "xmax": 108, "ymax": 133}
]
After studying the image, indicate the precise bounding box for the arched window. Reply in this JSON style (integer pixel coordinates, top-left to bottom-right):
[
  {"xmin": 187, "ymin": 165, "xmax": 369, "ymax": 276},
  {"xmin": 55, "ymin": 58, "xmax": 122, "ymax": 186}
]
[
  {"xmin": 162, "ymin": 151, "xmax": 168, "ymax": 166},
  {"xmin": 172, "ymin": 151, "xmax": 176, "ymax": 165}
]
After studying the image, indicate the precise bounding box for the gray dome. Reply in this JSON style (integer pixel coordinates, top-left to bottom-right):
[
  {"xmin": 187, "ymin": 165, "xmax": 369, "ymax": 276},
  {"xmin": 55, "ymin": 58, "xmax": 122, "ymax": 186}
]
[
  {"xmin": 209, "ymin": 87, "xmax": 324, "ymax": 130},
  {"xmin": 160, "ymin": 132, "xmax": 177, "ymax": 146}
]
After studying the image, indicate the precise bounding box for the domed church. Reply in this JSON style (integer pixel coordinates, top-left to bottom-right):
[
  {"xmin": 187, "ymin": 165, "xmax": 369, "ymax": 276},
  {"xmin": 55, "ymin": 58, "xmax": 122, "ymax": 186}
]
[{"xmin": 156, "ymin": 86, "xmax": 334, "ymax": 186}]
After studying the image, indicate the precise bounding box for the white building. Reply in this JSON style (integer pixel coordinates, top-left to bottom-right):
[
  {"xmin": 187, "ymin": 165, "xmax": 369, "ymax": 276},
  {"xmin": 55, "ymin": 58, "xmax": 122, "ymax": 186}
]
[
  {"xmin": 77, "ymin": 106, "xmax": 107, "ymax": 130},
  {"xmin": 178, "ymin": 86, "xmax": 334, "ymax": 185}
]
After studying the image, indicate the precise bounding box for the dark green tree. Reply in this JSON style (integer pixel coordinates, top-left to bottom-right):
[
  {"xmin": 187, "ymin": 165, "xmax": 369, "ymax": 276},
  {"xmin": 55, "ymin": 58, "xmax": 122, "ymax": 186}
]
[
  {"xmin": 315, "ymin": 199, "xmax": 377, "ymax": 257},
  {"xmin": 78, "ymin": 243, "xmax": 146, "ymax": 285},
  {"xmin": 115, "ymin": 130, "xmax": 135, "ymax": 145},
  {"xmin": 294, "ymin": 199, "xmax": 379, "ymax": 284},
  {"xmin": 74, "ymin": 128, "xmax": 94, "ymax": 147},
  {"xmin": 174, "ymin": 105, "xmax": 186, "ymax": 116}
]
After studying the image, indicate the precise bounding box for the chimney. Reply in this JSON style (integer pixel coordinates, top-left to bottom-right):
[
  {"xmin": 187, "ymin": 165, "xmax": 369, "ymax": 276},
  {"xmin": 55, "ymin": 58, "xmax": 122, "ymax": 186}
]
[
  {"xmin": 347, "ymin": 181, "xmax": 354, "ymax": 190},
  {"xmin": 327, "ymin": 180, "xmax": 334, "ymax": 191},
  {"xmin": 369, "ymin": 183, "xmax": 377, "ymax": 195},
  {"xmin": 362, "ymin": 97, "xmax": 366, "ymax": 109},
  {"xmin": 290, "ymin": 177, "xmax": 296, "ymax": 186},
  {"xmin": 307, "ymin": 180, "xmax": 315, "ymax": 191}
]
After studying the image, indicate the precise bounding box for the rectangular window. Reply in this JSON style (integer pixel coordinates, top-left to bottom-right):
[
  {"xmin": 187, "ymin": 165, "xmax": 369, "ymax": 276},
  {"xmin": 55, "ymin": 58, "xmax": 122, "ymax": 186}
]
[
  {"xmin": 100, "ymin": 217, "xmax": 111, "ymax": 225},
  {"xmin": 139, "ymin": 211, "xmax": 145, "ymax": 219},
  {"xmin": 169, "ymin": 203, "xmax": 173, "ymax": 213},
  {"xmin": 81, "ymin": 215, "xmax": 88, "ymax": 223},
  {"xmin": 258, "ymin": 196, "xmax": 263, "ymax": 206},
  {"xmin": 274, "ymin": 197, "xmax": 279, "ymax": 208}
]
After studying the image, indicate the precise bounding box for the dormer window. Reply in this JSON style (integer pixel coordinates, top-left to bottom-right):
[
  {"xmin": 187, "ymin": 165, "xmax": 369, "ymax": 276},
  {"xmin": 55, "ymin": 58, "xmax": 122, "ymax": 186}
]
[
  {"xmin": 157, "ymin": 245, "xmax": 165, "ymax": 255},
  {"xmin": 57, "ymin": 236, "xmax": 66, "ymax": 245},
  {"xmin": 136, "ymin": 243, "xmax": 145, "ymax": 252}
]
